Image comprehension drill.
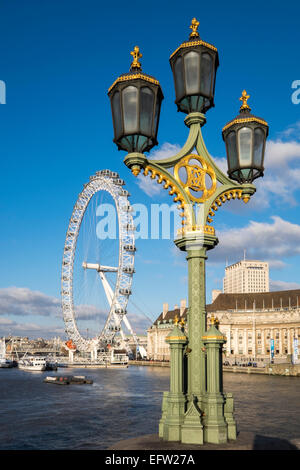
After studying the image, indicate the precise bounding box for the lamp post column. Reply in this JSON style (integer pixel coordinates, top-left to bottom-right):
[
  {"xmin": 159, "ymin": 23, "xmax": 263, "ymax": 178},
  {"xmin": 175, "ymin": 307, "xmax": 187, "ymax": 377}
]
[
  {"xmin": 161, "ymin": 321, "xmax": 187, "ymax": 441},
  {"xmin": 202, "ymin": 319, "xmax": 230, "ymax": 444},
  {"xmin": 186, "ymin": 246, "xmax": 207, "ymax": 402},
  {"xmin": 175, "ymin": 232, "xmax": 218, "ymax": 444}
]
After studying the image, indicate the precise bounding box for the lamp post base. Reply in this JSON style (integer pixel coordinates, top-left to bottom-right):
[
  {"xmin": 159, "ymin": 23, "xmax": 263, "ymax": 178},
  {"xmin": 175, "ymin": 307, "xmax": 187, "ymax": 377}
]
[
  {"xmin": 162, "ymin": 395, "xmax": 186, "ymax": 441},
  {"xmin": 181, "ymin": 399, "xmax": 204, "ymax": 445},
  {"xmin": 202, "ymin": 393, "xmax": 228, "ymax": 444}
]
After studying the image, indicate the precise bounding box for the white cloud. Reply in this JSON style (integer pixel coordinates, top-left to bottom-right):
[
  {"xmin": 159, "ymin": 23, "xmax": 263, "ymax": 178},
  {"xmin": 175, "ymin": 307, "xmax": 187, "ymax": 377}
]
[
  {"xmin": 265, "ymin": 139, "xmax": 300, "ymax": 168},
  {"xmin": 136, "ymin": 173, "xmax": 163, "ymax": 197},
  {"xmin": 74, "ymin": 304, "xmax": 106, "ymax": 321},
  {"xmin": 137, "ymin": 128, "xmax": 300, "ymax": 208},
  {"xmin": 0, "ymin": 316, "xmax": 65, "ymax": 339},
  {"xmin": 270, "ymin": 280, "xmax": 300, "ymax": 291},
  {"xmin": 126, "ymin": 312, "xmax": 152, "ymax": 335},
  {"xmin": 136, "ymin": 142, "xmax": 181, "ymax": 197},
  {"xmin": 150, "ymin": 142, "xmax": 181, "ymax": 160},
  {"xmin": 277, "ymin": 121, "xmax": 300, "ymax": 140},
  {"xmin": 0, "ymin": 287, "xmax": 151, "ymax": 339},
  {"xmin": 210, "ymin": 215, "xmax": 300, "ymax": 266},
  {"xmin": 0, "ymin": 287, "xmax": 61, "ymax": 317},
  {"xmin": 0, "ymin": 287, "xmax": 108, "ymax": 323}
]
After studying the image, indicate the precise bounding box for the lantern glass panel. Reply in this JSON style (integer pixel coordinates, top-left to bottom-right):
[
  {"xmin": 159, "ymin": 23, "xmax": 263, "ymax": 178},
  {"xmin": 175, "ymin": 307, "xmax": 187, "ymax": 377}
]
[
  {"xmin": 253, "ymin": 127, "xmax": 264, "ymax": 167},
  {"xmin": 122, "ymin": 85, "xmax": 138, "ymax": 134},
  {"xmin": 227, "ymin": 131, "xmax": 238, "ymax": 170},
  {"xmin": 200, "ymin": 53, "xmax": 212, "ymax": 96},
  {"xmin": 184, "ymin": 51, "xmax": 200, "ymax": 95},
  {"xmin": 112, "ymin": 91, "xmax": 122, "ymax": 138},
  {"xmin": 153, "ymin": 96, "xmax": 160, "ymax": 136},
  {"xmin": 238, "ymin": 127, "xmax": 252, "ymax": 166},
  {"xmin": 140, "ymin": 87, "xmax": 154, "ymax": 135},
  {"xmin": 174, "ymin": 56, "xmax": 185, "ymax": 99}
]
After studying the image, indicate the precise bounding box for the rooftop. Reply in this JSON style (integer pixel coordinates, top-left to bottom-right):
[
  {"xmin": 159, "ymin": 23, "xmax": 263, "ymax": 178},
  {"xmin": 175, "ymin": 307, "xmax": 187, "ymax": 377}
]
[{"xmin": 152, "ymin": 289, "xmax": 300, "ymax": 325}]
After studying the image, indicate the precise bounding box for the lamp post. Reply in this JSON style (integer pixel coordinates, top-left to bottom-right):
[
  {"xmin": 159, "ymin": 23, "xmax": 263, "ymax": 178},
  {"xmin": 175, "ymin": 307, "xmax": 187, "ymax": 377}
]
[{"xmin": 108, "ymin": 19, "xmax": 268, "ymax": 445}]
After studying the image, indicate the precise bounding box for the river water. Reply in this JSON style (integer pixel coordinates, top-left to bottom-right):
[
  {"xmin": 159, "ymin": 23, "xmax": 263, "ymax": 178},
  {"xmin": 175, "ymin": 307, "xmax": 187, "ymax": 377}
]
[{"xmin": 0, "ymin": 366, "xmax": 299, "ymax": 450}]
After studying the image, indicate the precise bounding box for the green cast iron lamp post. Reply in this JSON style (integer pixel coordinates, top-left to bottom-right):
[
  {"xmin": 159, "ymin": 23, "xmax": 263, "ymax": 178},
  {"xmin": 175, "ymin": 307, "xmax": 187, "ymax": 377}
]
[{"xmin": 108, "ymin": 18, "xmax": 268, "ymax": 445}]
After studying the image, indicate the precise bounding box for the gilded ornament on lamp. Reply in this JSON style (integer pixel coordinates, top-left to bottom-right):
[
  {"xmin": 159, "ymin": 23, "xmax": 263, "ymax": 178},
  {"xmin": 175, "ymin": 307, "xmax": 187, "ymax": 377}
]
[
  {"xmin": 108, "ymin": 73, "xmax": 160, "ymax": 93},
  {"xmin": 239, "ymin": 90, "xmax": 251, "ymax": 111},
  {"xmin": 174, "ymin": 154, "xmax": 217, "ymax": 203},
  {"xmin": 206, "ymin": 189, "xmax": 250, "ymax": 224},
  {"xmin": 142, "ymin": 164, "xmax": 193, "ymax": 226},
  {"xmin": 222, "ymin": 116, "xmax": 268, "ymax": 133},
  {"xmin": 176, "ymin": 224, "xmax": 215, "ymax": 238},
  {"xmin": 130, "ymin": 46, "xmax": 142, "ymax": 70},
  {"xmin": 189, "ymin": 18, "xmax": 200, "ymax": 39},
  {"xmin": 169, "ymin": 39, "xmax": 217, "ymax": 60},
  {"xmin": 131, "ymin": 166, "xmax": 141, "ymax": 176}
]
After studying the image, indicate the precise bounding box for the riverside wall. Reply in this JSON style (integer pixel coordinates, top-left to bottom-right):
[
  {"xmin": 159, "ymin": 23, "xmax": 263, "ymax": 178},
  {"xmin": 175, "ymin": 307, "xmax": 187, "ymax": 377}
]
[{"xmin": 129, "ymin": 360, "xmax": 300, "ymax": 376}]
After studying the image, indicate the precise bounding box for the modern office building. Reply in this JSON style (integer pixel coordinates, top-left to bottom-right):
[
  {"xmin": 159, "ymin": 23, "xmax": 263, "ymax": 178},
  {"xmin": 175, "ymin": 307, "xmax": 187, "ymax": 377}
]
[{"xmin": 223, "ymin": 260, "xmax": 269, "ymax": 294}]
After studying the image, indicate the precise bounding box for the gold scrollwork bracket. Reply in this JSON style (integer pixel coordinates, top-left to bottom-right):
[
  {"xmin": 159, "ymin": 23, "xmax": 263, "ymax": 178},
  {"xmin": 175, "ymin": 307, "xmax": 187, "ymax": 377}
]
[
  {"xmin": 206, "ymin": 188, "xmax": 252, "ymax": 224},
  {"xmin": 142, "ymin": 164, "xmax": 194, "ymax": 227}
]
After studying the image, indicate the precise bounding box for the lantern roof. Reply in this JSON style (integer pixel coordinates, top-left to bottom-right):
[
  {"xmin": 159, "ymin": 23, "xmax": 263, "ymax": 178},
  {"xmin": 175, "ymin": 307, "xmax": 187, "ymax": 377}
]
[
  {"xmin": 169, "ymin": 18, "xmax": 218, "ymax": 62},
  {"xmin": 222, "ymin": 90, "xmax": 268, "ymax": 134},
  {"xmin": 108, "ymin": 46, "xmax": 162, "ymax": 95}
]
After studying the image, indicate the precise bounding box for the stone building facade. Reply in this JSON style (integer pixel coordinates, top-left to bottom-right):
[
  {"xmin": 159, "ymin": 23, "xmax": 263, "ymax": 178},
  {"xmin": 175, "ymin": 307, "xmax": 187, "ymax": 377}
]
[{"xmin": 147, "ymin": 290, "xmax": 300, "ymax": 363}]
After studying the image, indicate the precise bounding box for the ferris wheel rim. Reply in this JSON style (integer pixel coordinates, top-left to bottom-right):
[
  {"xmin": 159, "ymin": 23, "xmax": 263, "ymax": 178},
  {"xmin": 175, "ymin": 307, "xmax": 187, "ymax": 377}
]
[{"xmin": 61, "ymin": 170, "xmax": 135, "ymax": 352}]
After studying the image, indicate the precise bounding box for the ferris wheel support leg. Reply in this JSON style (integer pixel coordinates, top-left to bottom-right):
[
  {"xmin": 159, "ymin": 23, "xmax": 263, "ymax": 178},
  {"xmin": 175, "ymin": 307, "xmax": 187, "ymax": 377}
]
[
  {"xmin": 69, "ymin": 349, "xmax": 74, "ymax": 363},
  {"xmin": 91, "ymin": 347, "xmax": 98, "ymax": 361}
]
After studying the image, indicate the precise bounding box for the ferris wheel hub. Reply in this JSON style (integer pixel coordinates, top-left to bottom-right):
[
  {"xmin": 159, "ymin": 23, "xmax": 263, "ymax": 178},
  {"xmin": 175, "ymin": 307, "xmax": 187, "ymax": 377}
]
[{"xmin": 82, "ymin": 262, "xmax": 118, "ymax": 273}]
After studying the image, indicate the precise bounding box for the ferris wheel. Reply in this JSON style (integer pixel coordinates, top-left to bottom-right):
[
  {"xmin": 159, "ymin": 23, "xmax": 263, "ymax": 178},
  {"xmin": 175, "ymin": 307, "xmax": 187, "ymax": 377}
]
[{"xmin": 61, "ymin": 169, "xmax": 142, "ymax": 358}]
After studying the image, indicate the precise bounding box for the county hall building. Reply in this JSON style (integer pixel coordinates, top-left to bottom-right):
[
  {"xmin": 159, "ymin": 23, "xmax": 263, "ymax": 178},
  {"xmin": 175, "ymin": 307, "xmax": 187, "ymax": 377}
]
[{"xmin": 147, "ymin": 290, "xmax": 300, "ymax": 363}]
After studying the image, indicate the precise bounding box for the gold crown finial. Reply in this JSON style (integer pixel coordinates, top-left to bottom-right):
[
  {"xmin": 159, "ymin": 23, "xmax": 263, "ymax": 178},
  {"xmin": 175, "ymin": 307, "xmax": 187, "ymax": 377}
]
[
  {"xmin": 210, "ymin": 315, "xmax": 220, "ymax": 327},
  {"xmin": 130, "ymin": 46, "xmax": 142, "ymax": 70},
  {"xmin": 174, "ymin": 314, "xmax": 179, "ymax": 325},
  {"xmin": 189, "ymin": 18, "xmax": 200, "ymax": 38},
  {"xmin": 239, "ymin": 90, "xmax": 251, "ymax": 111},
  {"xmin": 180, "ymin": 318, "xmax": 185, "ymax": 327}
]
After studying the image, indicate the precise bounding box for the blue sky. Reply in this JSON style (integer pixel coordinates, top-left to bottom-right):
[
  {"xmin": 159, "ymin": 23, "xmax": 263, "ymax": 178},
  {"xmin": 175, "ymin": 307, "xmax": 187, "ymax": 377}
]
[{"xmin": 0, "ymin": 0, "xmax": 300, "ymax": 339}]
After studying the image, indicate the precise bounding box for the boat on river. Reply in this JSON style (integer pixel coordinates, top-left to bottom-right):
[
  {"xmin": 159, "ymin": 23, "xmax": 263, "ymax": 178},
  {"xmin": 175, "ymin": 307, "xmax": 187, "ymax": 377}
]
[
  {"xmin": 0, "ymin": 338, "xmax": 15, "ymax": 368},
  {"xmin": 0, "ymin": 358, "xmax": 15, "ymax": 368},
  {"xmin": 44, "ymin": 375, "xmax": 93, "ymax": 385},
  {"xmin": 18, "ymin": 356, "xmax": 47, "ymax": 371}
]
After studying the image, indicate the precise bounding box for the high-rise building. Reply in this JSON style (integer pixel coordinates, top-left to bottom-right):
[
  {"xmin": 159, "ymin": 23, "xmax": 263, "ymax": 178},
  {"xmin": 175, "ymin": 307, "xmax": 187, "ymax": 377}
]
[{"xmin": 223, "ymin": 260, "xmax": 269, "ymax": 294}]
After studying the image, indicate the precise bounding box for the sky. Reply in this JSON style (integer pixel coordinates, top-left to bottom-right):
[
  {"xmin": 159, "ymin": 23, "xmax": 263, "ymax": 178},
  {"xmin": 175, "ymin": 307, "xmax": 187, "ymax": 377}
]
[{"xmin": 0, "ymin": 0, "xmax": 300, "ymax": 340}]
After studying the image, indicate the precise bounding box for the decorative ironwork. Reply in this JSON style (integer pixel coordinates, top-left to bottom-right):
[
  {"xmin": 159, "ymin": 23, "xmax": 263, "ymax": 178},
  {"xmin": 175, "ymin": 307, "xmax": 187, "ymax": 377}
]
[
  {"xmin": 206, "ymin": 189, "xmax": 248, "ymax": 223},
  {"xmin": 169, "ymin": 39, "xmax": 218, "ymax": 60},
  {"xmin": 174, "ymin": 154, "xmax": 217, "ymax": 203},
  {"xmin": 239, "ymin": 89, "xmax": 251, "ymax": 111},
  {"xmin": 143, "ymin": 164, "xmax": 192, "ymax": 226},
  {"xmin": 130, "ymin": 46, "xmax": 142, "ymax": 70},
  {"xmin": 189, "ymin": 18, "xmax": 200, "ymax": 38}
]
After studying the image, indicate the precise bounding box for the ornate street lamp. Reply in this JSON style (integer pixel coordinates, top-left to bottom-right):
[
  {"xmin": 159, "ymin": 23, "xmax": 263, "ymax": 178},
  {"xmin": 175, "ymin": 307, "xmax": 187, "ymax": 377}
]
[
  {"xmin": 169, "ymin": 17, "xmax": 219, "ymax": 114},
  {"xmin": 222, "ymin": 90, "xmax": 269, "ymax": 184},
  {"xmin": 108, "ymin": 18, "xmax": 268, "ymax": 446},
  {"xmin": 108, "ymin": 46, "xmax": 164, "ymax": 156}
]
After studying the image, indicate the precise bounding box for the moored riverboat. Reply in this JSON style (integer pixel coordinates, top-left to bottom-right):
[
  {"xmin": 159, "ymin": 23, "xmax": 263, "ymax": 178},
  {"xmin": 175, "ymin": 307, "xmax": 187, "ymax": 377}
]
[
  {"xmin": 18, "ymin": 356, "xmax": 47, "ymax": 371},
  {"xmin": 44, "ymin": 375, "xmax": 93, "ymax": 385}
]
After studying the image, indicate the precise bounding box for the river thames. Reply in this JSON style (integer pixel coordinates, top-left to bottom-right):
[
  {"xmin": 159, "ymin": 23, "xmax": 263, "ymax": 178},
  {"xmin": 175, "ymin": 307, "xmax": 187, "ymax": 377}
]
[{"xmin": 0, "ymin": 366, "xmax": 299, "ymax": 450}]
